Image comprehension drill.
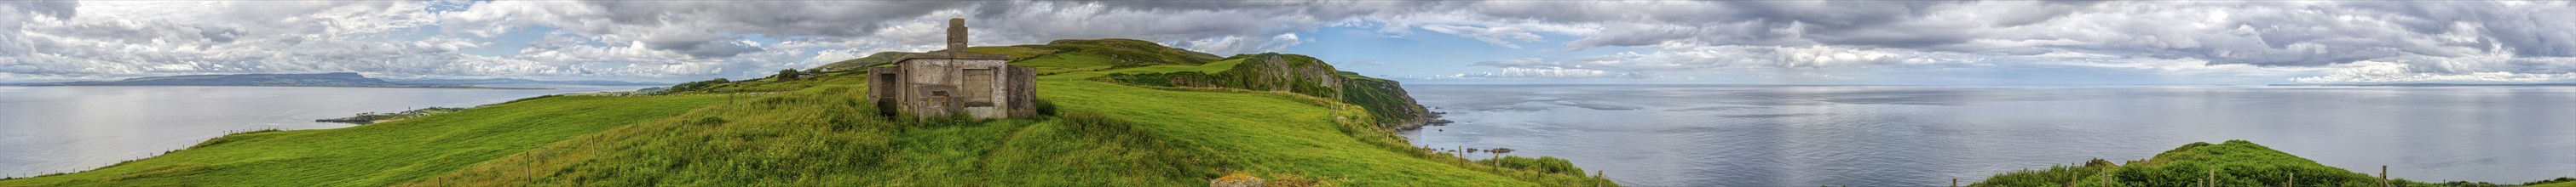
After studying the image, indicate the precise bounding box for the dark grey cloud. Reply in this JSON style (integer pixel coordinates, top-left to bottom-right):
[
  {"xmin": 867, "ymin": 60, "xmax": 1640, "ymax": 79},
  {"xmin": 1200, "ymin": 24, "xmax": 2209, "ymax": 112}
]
[{"xmin": 0, "ymin": 1, "xmax": 77, "ymax": 56}]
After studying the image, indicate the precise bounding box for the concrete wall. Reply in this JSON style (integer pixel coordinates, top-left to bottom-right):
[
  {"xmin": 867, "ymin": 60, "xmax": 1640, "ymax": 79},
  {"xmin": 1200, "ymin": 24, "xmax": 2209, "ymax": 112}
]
[
  {"xmin": 871, "ymin": 58, "xmax": 1031, "ymax": 120},
  {"xmin": 952, "ymin": 59, "xmax": 1010, "ymax": 119},
  {"xmin": 866, "ymin": 66, "xmax": 902, "ymax": 116}
]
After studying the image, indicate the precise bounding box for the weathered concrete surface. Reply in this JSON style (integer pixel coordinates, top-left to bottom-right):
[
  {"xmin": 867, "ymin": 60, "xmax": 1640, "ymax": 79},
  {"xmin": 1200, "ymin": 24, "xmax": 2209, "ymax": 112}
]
[{"xmin": 865, "ymin": 19, "xmax": 1037, "ymax": 120}]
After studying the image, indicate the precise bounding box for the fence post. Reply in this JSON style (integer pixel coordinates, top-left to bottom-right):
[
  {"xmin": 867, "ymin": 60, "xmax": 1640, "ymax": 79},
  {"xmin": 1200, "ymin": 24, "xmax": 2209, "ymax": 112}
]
[
  {"xmin": 2102, "ymin": 167, "xmax": 2112, "ymax": 187},
  {"xmin": 2204, "ymin": 167, "xmax": 2214, "ymax": 187},
  {"xmin": 2379, "ymin": 166, "xmax": 2389, "ymax": 187}
]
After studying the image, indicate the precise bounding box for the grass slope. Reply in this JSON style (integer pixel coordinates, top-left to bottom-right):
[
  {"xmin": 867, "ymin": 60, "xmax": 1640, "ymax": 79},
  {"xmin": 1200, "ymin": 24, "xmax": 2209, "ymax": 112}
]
[
  {"xmin": 0, "ymin": 95, "xmax": 723, "ymax": 186},
  {"xmin": 2539, "ymin": 181, "xmax": 2576, "ymax": 187},
  {"xmin": 1973, "ymin": 140, "xmax": 2550, "ymax": 186},
  {"xmin": 811, "ymin": 38, "xmax": 1220, "ymax": 74},
  {"xmin": 812, "ymin": 52, "xmax": 912, "ymax": 71},
  {"xmin": 3, "ymin": 40, "xmax": 1612, "ymax": 186}
]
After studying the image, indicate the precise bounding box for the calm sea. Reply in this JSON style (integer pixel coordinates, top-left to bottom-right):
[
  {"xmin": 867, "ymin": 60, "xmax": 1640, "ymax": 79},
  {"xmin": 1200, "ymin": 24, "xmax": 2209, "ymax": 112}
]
[
  {"xmin": 1400, "ymin": 85, "xmax": 2576, "ymax": 186},
  {"xmin": 0, "ymin": 86, "xmax": 642, "ymax": 178}
]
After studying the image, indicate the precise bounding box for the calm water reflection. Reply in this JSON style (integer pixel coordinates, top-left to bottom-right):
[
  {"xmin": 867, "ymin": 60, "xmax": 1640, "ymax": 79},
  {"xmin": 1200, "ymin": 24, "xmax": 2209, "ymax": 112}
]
[
  {"xmin": 1401, "ymin": 85, "xmax": 2576, "ymax": 186},
  {"xmin": 0, "ymin": 86, "xmax": 641, "ymax": 177}
]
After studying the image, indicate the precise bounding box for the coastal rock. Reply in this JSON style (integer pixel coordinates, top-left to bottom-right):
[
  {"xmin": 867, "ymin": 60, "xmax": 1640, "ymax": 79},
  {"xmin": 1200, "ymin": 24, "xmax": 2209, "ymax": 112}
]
[{"xmin": 1210, "ymin": 173, "xmax": 1265, "ymax": 187}]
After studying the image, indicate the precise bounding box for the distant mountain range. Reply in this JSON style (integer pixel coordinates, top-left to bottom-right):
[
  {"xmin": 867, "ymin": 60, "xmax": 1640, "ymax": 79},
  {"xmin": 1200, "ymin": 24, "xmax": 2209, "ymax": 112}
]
[
  {"xmin": 6, "ymin": 72, "xmax": 664, "ymax": 88},
  {"xmin": 2269, "ymin": 82, "xmax": 2576, "ymax": 87},
  {"xmin": 387, "ymin": 78, "xmax": 668, "ymax": 86}
]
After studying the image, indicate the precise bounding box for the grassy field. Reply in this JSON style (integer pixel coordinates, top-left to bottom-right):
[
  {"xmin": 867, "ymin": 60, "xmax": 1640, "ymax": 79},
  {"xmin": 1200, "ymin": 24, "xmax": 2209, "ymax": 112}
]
[
  {"xmin": 1, "ymin": 41, "xmax": 1613, "ymax": 186},
  {"xmin": 0, "ymin": 95, "xmax": 724, "ymax": 186},
  {"xmin": 2539, "ymin": 181, "xmax": 2576, "ymax": 187}
]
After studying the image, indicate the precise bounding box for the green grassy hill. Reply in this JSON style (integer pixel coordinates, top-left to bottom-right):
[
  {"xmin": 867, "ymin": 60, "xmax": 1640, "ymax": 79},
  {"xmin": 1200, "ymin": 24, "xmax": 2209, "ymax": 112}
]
[
  {"xmin": 0, "ymin": 95, "xmax": 725, "ymax": 185},
  {"xmin": 2533, "ymin": 178, "xmax": 2576, "ymax": 187},
  {"xmin": 812, "ymin": 52, "xmax": 914, "ymax": 72},
  {"xmin": 0, "ymin": 39, "xmax": 1610, "ymax": 186},
  {"xmin": 1973, "ymin": 140, "xmax": 2559, "ymax": 186},
  {"xmin": 810, "ymin": 38, "xmax": 1223, "ymax": 73}
]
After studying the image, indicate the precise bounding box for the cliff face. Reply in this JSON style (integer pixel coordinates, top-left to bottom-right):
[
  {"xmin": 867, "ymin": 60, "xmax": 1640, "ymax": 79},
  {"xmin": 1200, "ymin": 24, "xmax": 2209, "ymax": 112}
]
[
  {"xmin": 1334, "ymin": 72, "xmax": 1432, "ymax": 129},
  {"xmin": 1217, "ymin": 54, "xmax": 1343, "ymax": 99},
  {"xmin": 1102, "ymin": 53, "xmax": 1433, "ymax": 129}
]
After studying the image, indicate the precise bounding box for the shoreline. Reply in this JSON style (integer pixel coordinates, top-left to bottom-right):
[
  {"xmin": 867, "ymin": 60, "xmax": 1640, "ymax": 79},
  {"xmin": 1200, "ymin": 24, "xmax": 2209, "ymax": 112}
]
[{"xmin": 3, "ymin": 85, "xmax": 553, "ymax": 90}]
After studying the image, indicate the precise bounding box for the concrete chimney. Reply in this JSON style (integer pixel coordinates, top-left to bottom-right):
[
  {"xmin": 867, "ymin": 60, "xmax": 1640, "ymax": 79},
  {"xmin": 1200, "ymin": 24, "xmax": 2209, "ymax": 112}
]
[{"xmin": 946, "ymin": 18, "xmax": 967, "ymax": 52}]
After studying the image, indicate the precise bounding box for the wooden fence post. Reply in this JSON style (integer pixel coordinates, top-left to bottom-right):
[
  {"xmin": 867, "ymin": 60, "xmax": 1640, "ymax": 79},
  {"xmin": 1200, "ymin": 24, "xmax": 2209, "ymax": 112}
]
[
  {"xmin": 2379, "ymin": 166, "xmax": 2389, "ymax": 187},
  {"xmin": 2102, "ymin": 167, "xmax": 2112, "ymax": 187}
]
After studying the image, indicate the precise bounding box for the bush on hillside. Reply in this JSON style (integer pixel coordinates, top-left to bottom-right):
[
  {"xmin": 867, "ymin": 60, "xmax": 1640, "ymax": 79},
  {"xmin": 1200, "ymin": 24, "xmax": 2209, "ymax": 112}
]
[
  {"xmin": 775, "ymin": 69, "xmax": 800, "ymax": 82},
  {"xmin": 1478, "ymin": 156, "xmax": 1584, "ymax": 175},
  {"xmin": 1033, "ymin": 98, "xmax": 1059, "ymax": 116},
  {"xmin": 660, "ymin": 78, "xmax": 732, "ymax": 94},
  {"xmin": 2528, "ymin": 178, "xmax": 2576, "ymax": 185}
]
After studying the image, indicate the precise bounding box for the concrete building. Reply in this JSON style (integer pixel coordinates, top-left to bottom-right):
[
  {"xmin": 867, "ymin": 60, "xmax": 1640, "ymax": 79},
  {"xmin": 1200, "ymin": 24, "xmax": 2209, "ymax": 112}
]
[{"xmin": 867, "ymin": 19, "xmax": 1037, "ymax": 119}]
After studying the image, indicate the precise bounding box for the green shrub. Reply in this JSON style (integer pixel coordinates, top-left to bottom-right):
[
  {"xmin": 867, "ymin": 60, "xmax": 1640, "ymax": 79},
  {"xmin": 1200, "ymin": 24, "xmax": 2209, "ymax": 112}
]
[
  {"xmin": 660, "ymin": 78, "xmax": 732, "ymax": 94},
  {"xmin": 1479, "ymin": 156, "xmax": 1583, "ymax": 175},
  {"xmin": 774, "ymin": 69, "xmax": 800, "ymax": 82},
  {"xmin": 2527, "ymin": 177, "xmax": 2576, "ymax": 185},
  {"xmin": 1033, "ymin": 98, "xmax": 1059, "ymax": 116},
  {"xmin": 689, "ymin": 116, "xmax": 729, "ymax": 126}
]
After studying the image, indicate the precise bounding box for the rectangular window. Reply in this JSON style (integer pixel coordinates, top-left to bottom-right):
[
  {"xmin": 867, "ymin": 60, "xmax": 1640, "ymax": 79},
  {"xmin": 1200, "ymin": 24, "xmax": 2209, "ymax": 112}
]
[{"xmin": 960, "ymin": 69, "xmax": 995, "ymax": 106}]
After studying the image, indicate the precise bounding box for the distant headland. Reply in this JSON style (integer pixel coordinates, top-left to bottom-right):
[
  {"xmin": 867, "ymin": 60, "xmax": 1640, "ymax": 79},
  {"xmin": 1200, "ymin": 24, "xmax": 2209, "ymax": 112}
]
[
  {"xmin": 8, "ymin": 72, "xmax": 464, "ymax": 88},
  {"xmin": 2269, "ymin": 82, "xmax": 2576, "ymax": 87},
  {"xmin": 0, "ymin": 72, "xmax": 643, "ymax": 89}
]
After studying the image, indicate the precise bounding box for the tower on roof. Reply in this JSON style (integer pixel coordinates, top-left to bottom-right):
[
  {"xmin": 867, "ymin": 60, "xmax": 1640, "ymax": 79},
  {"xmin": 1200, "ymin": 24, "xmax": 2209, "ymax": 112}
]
[{"xmin": 946, "ymin": 18, "xmax": 967, "ymax": 52}]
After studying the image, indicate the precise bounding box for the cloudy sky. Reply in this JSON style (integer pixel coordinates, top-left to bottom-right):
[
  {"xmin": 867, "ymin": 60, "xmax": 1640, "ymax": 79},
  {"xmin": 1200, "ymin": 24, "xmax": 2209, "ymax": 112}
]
[{"xmin": 2, "ymin": 1, "xmax": 2573, "ymax": 85}]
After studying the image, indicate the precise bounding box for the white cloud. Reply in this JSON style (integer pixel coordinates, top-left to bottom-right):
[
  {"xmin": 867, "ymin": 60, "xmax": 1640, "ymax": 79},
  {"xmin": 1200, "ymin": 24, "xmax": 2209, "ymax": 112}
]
[
  {"xmin": 2294, "ymin": 61, "xmax": 2576, "ymax": 83},
  {"xmin": 1421, "ymin": 67, "xmax": 1643, "ymax": 80},
  {"xmin": 0, "ymin": 1, "xmax": 74, "ymax": 56},
  {"xmin": 1419, "ymin": 25, "xmax": 1542, "ymax": 48},
  {"xmin": 1475, "ymin": 45, "xmax": 1922, "ymax": 71}
]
